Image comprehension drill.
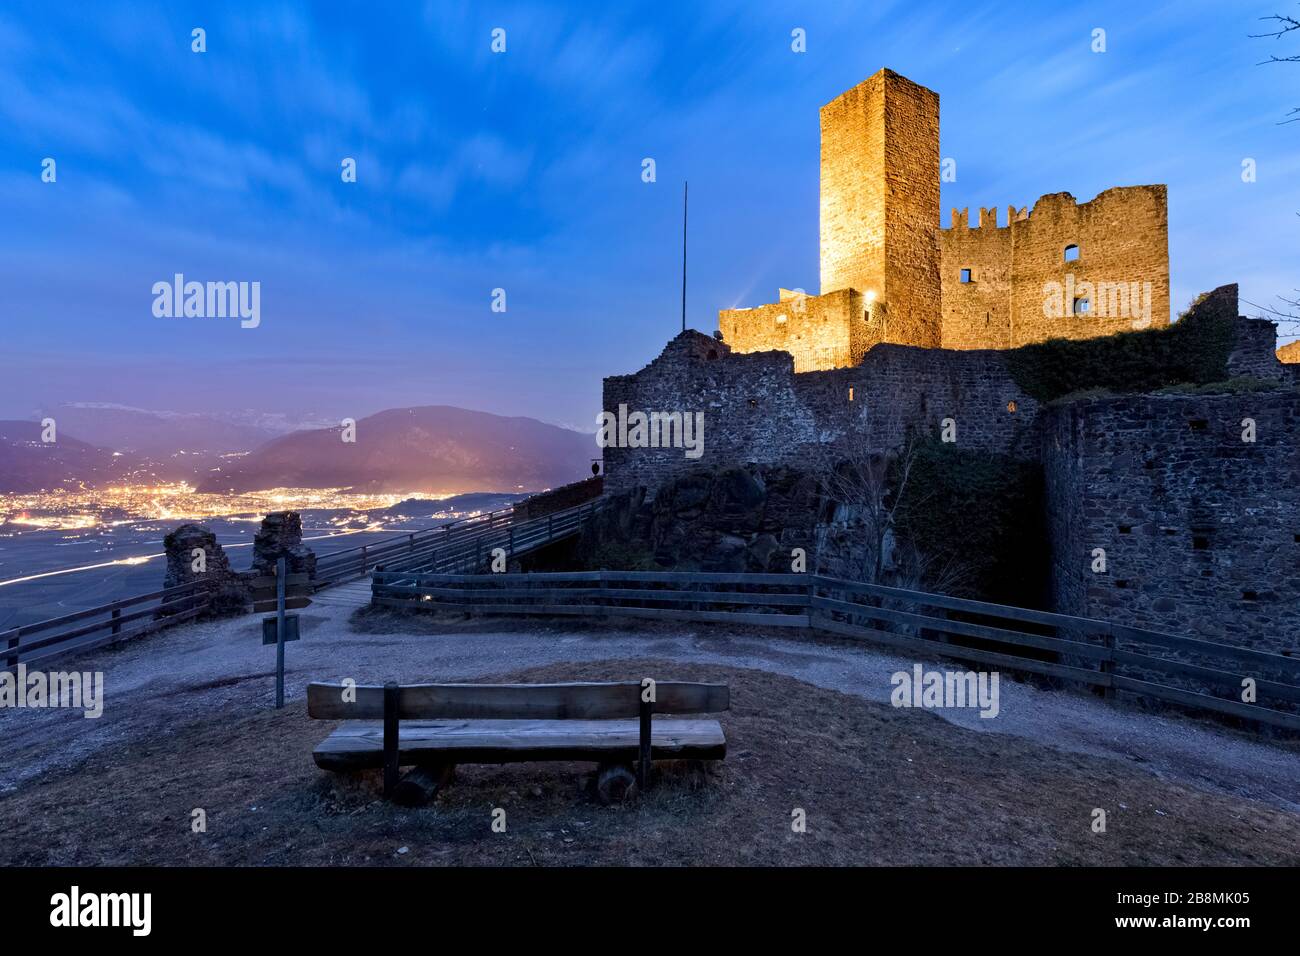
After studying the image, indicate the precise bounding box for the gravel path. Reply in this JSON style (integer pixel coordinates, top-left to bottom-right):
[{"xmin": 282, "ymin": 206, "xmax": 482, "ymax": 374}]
[{"xmin": 3, "ymin": 600, "xmax": 1297, "ymax": 814}]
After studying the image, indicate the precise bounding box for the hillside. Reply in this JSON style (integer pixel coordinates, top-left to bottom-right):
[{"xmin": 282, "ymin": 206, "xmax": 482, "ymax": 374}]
[
  {"xmin": 197, "ymin": 406, "xmax": 593, "ymax": 494},
  {"xmin": 0, "ymin": 421, "xmax": 133, "ymax": 492}
]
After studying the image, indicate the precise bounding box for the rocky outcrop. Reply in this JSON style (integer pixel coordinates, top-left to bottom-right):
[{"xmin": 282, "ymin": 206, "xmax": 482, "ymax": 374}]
[
  {"xmin": 251, "ymin": 511, "xmax": 317, "ymax": 578},
  {"xmin": 589, "ymin": 465, "xmax": 823, "ymax": 573}
]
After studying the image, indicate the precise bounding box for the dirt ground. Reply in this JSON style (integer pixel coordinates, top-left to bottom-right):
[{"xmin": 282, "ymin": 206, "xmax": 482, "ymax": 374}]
[{"xmin": 2, "ymin": 655, "xmax": 1297, "ymax": 867}]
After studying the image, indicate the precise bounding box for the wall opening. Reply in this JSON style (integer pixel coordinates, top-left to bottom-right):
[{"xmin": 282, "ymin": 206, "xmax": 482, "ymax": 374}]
[
  {"xmin": 1064, "ymin": 243, "xmax": 1080, "ymax": 262},
  {"xmin": 1006, "ymin": 400, "xmax": 1017, "ymax": 413},
  {"xmin": 1188, "ymin": 418, "xmax": 1209, "ymax": 431},
  {"xmin": 959, "ymin": 268, "xmax": 974, "ymax": 284},
  {"xmin": 1118, "ymin": 525, "xmax": 1132, "ymax": 534},
  {"xmin": 1193, "ymin": 535, "xmax": 1210, "ymax": 550},
  {"xmin": 1072, "ymin": 296, "xmax": 1090, "ymax": 315},
  {"xmin": 1242, "ymin": 590, "xmax": 1258, "ymax": 601}
]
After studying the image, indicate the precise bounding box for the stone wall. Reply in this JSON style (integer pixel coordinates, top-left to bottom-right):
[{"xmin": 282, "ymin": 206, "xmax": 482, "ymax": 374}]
[
  {"xmin": 719, "ymin": 288, "xmax": 870, "ymax": 372},
  {"xmin": 162, "ymin": 523, "xmax": 250, "ymax": 615},
  {"xmin": 1278, "ymin": 340, "xmax": 1300, "ymax": 364},
  {"xmin": 251, "ymin": 511, "xmax": 317, "ymax": 578},
  {"xmin": 602, "ymin": 329, "xmax": 1039, "ymax": 498},
  {"xmin": 938, "ymin": 187, "xmax": 1171, "ymax": 350},
  {"xmin": 513, "ymin": 475, "xmax": 603, "ymax": 520},
  {"xmin": 1042, "ymin": 390, "xmax": 1300, "ymax": 658}
]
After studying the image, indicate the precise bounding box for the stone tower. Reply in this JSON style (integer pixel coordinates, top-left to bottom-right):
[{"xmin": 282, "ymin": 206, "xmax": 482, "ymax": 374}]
[{"xmin": 819, "ymin": 68, "xmax": 941, "ymax": 347}]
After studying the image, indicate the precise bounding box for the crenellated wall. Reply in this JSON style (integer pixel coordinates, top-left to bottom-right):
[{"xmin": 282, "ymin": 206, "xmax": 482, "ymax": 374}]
[{"xmin": 938, "ymin": 187, "xmax": 1171, "ymax": 350}]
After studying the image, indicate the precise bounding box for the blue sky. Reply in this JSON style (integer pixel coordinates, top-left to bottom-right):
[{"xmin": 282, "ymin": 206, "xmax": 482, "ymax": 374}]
[{"xmin": 1, "ymin": 0, "xmax": 1297, "ymax": 431}]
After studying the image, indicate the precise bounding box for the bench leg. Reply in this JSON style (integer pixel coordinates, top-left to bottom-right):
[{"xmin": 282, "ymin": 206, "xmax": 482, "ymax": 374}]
[
  {"xmin": 638, "ymin": 696, "xmax": 652, "ymax": 792},
  {"xmin": 383, "ymin": 682, "xmax": 400, "ymax": 799},
  {"xmin": 595, "ymin": 762, "xmax": 636, "ymax": 805},
  {"xmin": 392, "ymin": 762, "xmax": 455, "ymax": 808}
]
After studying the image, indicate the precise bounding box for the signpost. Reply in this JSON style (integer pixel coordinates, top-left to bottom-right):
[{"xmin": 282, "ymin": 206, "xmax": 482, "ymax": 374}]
[{"xmin": 254, "ymin": 556, "xmax": 311, "ymax": 709}]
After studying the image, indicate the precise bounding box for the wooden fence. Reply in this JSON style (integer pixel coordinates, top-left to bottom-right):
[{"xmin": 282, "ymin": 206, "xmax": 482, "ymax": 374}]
[
  {"xmin": 2, "ymin": 579, "xmax": 214, "ymax": 671},
  {"xmin": 371, "ymin": 570, "xmax": 1300, "ymax": 732},
  {"xmin": 313, "ymin": 500, "xmax": 603, "ymax": 586}
]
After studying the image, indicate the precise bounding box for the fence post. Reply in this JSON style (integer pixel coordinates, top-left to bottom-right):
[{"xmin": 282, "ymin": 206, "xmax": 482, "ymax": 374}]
[
  {"xmin": 1100, "ymin": 627, "xmax": 1116, "ymax": 700},
  {"xmin": 409, "ymin": 533, "xmax": 415, "ymax": 555},
  {"xmin": 111, "ymin": 607, "xmax": 122, "ymax": 637},
  {"xmin": 806, "ymin": 576, "xmax": 815, "ymax": 631},
  {"xmin": 275, "ymin": 555, "xmax": 287, "ymax": 710},
  {"xmin": 360, "ymin": 545, "xmax": 368, "ymax": 575}
]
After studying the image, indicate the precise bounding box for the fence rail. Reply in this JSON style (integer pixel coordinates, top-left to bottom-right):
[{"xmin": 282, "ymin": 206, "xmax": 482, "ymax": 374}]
[
  {"xmin": 371, "ymin": 570, "xmax": 1300, "ymax": 732},
  {"xmin": 2, "ymin": 579, "xmax": 215, "ymax": 671},
  {"xmin": 312, "ymin": 500, "xmax": 603, "ymax": 586}
]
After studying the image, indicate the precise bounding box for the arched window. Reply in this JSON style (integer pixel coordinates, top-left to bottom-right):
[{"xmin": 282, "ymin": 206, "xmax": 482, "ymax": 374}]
[{"xmin": 1063, "ymin": 244, "xmax": 1080, "ymax": 262}]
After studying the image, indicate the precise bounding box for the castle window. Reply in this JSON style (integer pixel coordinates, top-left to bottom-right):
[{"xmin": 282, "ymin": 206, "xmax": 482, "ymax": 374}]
[
  {"xmin": 1188, "ymin": 418, "xmax": 1208, "ymax": 431},
  {"xmin": 959, "ymin": 268, "xmax": 974, "ymax": 284},
  {"xmin": 848, "ymin": 387, "xmax": 855, "ymax": 402},
  {"xmin": 1006, "ymin": 400, "xmax": 1017, "ymax": 413},
  {"xmin": 1064, "ymin": 244, "xmax": 1080, "ymax": 262},
  {"xmin": 747, "ymin": 398, "xmax": 758, "ymax": 409},
  {"xmin": 1193, "ymin": 535, "xmax": 1210, "ymax": 550},
  {"xmin": 1073, "ymin": 297, "xmax": 1090, "ymax": 315},
  {"xmin": 1242, "ymin": 590, "xmax": 1258, "ymax": 602},
  {"xmin": 1118, "ymin": 525, "xmax": 1132, "ymax": 534}
]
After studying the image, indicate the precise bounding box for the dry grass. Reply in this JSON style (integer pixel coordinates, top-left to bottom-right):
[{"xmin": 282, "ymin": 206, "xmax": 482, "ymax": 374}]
[{"xmin": 2, "ymin": 658, "xmax": 1296, "ymax": 866}]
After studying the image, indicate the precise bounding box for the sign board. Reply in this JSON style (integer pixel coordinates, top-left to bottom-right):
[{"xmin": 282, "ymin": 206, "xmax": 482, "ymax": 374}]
[
  {"xmin": 250, "ymin": 573, "xmax": 310, "ymax": 590},
  {"xmin": 262, "ymin": 614, "xmax": 301, "ymax": 645},
  {"xmin": 252, "ymin": 596, "xmax": 312, "ymax": 614}
]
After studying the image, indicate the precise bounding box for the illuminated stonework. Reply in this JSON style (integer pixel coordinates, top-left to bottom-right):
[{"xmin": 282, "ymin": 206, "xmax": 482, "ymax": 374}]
[{"xmin": 719, "ymin": 68, "xmax": 1171, "ymax": 370}]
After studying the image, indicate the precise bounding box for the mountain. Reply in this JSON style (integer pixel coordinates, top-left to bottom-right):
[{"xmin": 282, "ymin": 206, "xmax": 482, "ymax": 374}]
[
  {"xmin": 197, "ymin": 406, "xmax": 594, "ymax": 494},
  {"xmin": 0, "ymin": 421, "xmax": 134, "ymax": 492},
  {"xmin": 38, "ymin": 403, "xmax": 284, "ymax": 456}
]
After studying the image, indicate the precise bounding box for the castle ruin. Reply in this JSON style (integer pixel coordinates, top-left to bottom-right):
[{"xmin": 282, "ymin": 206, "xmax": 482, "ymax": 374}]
[
  {"xmin": 600, "ymin": 68, "xmax": 1299, "ymax": 657},
  {"xmin": 719, "ymin": 69, "xmax": 1171, "ymax": 369}
]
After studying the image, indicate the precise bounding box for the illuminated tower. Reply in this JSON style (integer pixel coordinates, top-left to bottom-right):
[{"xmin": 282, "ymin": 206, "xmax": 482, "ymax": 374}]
[{"xmin": 819, "ymin": 68, "xmax": 941, "ymax": 347}]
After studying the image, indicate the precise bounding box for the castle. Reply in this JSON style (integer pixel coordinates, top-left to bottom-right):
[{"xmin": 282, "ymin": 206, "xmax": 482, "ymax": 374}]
[
  {"xmin": 601, "ymin": 69, "xmax": 1299, "ymax": 658},
  {"xmin": 719, "ymin": 69, "xmax": 1171, "ymax": 369}
]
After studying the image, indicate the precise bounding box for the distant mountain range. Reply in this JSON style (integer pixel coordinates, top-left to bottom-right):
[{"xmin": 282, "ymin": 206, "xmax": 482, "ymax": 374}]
[
  {"xmin": 38, "ymin": 403, "xmax": 291, "ymax": 456},
  {"xmin": 0, "ymin": 405, "xmax": 594, "ymax": 495},
  {"xmin": 198, "ymin": 406, "xmax": 593, "ymax": 494},
  {"xmin": 0, "ymin": 421, "xmax": 134, "ymax": 492}
]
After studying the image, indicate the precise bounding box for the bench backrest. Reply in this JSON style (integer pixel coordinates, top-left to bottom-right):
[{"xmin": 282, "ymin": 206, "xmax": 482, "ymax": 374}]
[{"xmin": 307, "ymin": 680, "xmax": 729, "ymax": 721}]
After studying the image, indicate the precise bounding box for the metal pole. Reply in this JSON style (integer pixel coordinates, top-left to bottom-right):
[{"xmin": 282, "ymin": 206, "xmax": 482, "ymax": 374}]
[
  {"xmin": 681, "ymin": 180, "xmax": 688, "ymax": 333},
  {"xmin": 275, "ymin": 556, "xmax": 286, "ymax": 709}
]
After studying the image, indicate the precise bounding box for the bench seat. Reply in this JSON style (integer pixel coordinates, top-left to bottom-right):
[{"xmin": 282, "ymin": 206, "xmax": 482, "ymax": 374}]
[{"xmin": 314, "ymin": 717, "xmax": 727, "ymax": 771}]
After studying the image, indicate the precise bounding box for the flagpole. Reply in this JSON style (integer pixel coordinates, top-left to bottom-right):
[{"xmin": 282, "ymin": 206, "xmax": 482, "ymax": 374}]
[{"xmin": 681, "ymin": 181, "xmax": 688, "ymax": 334}]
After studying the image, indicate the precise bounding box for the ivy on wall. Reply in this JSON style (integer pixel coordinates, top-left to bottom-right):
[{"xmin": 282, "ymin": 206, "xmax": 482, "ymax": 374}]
[
  {"xmin": 1005, "ymin": 295, "xmax": 1235, "ymax": 403},
  {"xmin": 893, "ymin": 440, "xmax": 1047, "ymax": 608}
]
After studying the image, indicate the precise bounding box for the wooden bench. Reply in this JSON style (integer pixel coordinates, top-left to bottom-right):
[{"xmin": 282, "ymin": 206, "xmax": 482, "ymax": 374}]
[{"xmin": 306, "ymin": 680, "xmax": 729, "ymax": 805}]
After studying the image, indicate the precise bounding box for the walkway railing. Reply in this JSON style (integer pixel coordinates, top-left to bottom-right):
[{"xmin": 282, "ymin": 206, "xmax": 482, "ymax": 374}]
[
  {"xmin": 2, "ymin": 579, "xmax": 214, "ymax": 671},
  {"xmin": 370, "ymin": 570, "xmax": 1300, "ymax": 732},
  {"xmin": 371, "ymin": 500, "xmax": 605, "ymax": 578}
]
